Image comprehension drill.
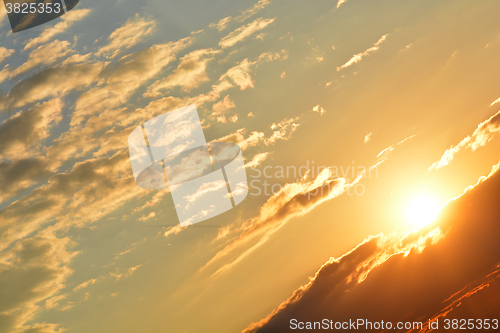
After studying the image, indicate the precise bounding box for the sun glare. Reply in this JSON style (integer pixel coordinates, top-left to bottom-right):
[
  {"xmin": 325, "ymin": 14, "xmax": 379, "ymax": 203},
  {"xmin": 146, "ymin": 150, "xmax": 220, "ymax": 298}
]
[{"xmin": 406, "ymin": 196, "xmax": 441, "ymax": 228}]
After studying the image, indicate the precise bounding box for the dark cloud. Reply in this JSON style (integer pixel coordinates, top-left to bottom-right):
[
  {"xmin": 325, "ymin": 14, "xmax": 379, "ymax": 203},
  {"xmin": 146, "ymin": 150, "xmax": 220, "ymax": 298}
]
[
  {"xmin": 0, "ymin": 99, "xmax": 63, "ymax": 158},
  {"xmin": 0, "ymin": 236, "xmax": 75, "ymax": 333},
  {"xmin": 245, "ymin": 163, "xmax": 500, "ymax": 332},
  {"xmin": 0, "ymin": 158, "xmax": 52, "ymax": 202},
  {"xmin": 0, "ymin": 63, "xmax": 105, "ymax": 111},
  {"xmin": 0, "ymin": 151, "xmax": 140, "ymax": 252}
]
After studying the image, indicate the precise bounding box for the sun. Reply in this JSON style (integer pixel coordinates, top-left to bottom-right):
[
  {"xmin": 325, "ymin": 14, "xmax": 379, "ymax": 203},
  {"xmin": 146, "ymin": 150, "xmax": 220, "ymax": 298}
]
[{"xmin": 405, "ymin": 195, "xmax": 441, "ymax": 228}]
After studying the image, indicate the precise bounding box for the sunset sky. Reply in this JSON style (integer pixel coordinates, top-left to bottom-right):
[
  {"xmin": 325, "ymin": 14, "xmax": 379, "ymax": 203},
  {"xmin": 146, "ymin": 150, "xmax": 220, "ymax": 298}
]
[{"xmin": 1, "ymin": 0, "xmax": 500, "ymax": 332}]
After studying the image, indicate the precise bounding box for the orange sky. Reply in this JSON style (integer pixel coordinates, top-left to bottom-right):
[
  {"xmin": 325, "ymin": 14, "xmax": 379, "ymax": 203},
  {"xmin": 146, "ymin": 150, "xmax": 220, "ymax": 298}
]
[{"xmin": 1, "ymin": 0, "xmax": 500, "ymax": 332}]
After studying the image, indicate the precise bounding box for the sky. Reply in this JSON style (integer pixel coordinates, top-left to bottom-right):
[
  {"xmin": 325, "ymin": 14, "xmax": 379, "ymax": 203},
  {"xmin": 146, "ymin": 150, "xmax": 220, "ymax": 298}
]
[{"xmin": 1, "ymin": 0, "xmax": 500, "ymax": 332}]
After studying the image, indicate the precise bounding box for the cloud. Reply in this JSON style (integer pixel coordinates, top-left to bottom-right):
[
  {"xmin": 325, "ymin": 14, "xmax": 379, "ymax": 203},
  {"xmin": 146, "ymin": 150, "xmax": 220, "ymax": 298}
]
[
  {"xmin": 11, "ymin": 40, "xmax": 73, "ymax": 78},
  {"xmin": 336, "ymin": 34, "xmax": 389, "ymax": 71},
  {"xmin": 212, "ymin": 95, "xmax": 236, "ymax": 116},
  {"xmin": 0, "ymin": 5, "xmax": 6, "ymax": 26},
  {"xmin": 0, "ymin": 62, "xmax": 105, "ymax": 110},
  {"xmin": 73, "ymin": 279, "xmax": 98, "ymax": 292},
  {"xmin": 128, "ymin": 264, "xmax": 142, "ymax": 275},
  {"xmin": 6, "ymin": 39, "xmax": 188, "ymax": 191},
  {"xmin": 336, "ymin": 0, "xmax": 347, "ymax": 9},
  {"xmin": 0, "ymin": 99, "xmax": 63, "ymax": 160},
  {"xmin": 138, "ymin": 212, "xmax": 156, "ymax": 222},
  {"xmin": 0, "ymin": 151, "xmax": 142, "ymax": 252},
  {"xmin": 364, "ymin": 132, "xmax": 372, "ymax": 143},
  {"xmin": 21, "ymin": 322, "xmax": 65, "ymax": 333},
  {"xmin": 491, "ymin": 97, "xmax": 500, "ymax": 107},
  {"xmin": 429, "ymin": 110, "xmax": 500, "ymax": 170},
  {"xmin": 236, "ymin": 0, "xmax": 271, "ymax": 22},
  {"xmin": 213, "ymin": 117, "xmax": 299, "ymax": 151},
  {"xmin": 218, "ymin": 59, "xmax": 257, "ymax": 90},
  {"xmin": 245, "ymin": 161, "xmax": 500, "ymax": 333},
  {"xmin": 245, "ymin": 152, "xmax": 270, "ymax": 168},
  {"xmin": 201, "ymin": 169, "xmax": 361, "ymax": 277},
  {"xmin": 0, "ymin": 8, "xmax": 323, "ymax": 331},
  {"xmin": 267, "ymin": 117, "xmax": 300, "ymax": 145},
  {"xmin": 210, "ymin": 16, "xmax": 232, "ymax": 32},
  {"xmin": 311, "ymin": 105, "xmax": 325, "ymax": 115},
  {"xmin": 219, "ymin": 17, "xmax": 275, "ymax": 48},
  {"xmin": 183, "ymin": 180, "xmax": 227, "ymax": 209},
  {"xmin": 37, "ymin": 39, "xmax": 191, "ymax": 170},
  {"xmin": 109, "ymin": 264, "xmax": 143, "ymax": 281},
  {"xmin": 0, "ymin": 66, "xmax": 10, "ymax": 84},
  {"xmin": 215, "ymin": 128, "xmax": 264, "ymax": 150},
  {"xmin": 164, "ymin": 225, "xmax": 187, "ymax": 238},
  {"xmin": 96, "ymin": 14, "xmax": 156, "ymax": 58},
  {"xmin": 132, "ymin": 191, "xmax": 170, "ymax": 214},
  {"xmin": 0, "ymin": 158, "xmax": 52, "ymax": 203},
  {"xmin": 0, "ymin": 37, "xmax": 191, "ymax": 202},
  {"xmin": 376, "ymin": 135, "xmax": 415, "ymax": 162},
  {"xmin": 144, "ymin": 48, "xmax": 220, "ymax": 97},
  {"xmin": 24, "ymin": 9, "xmax": 92, "ymax": 50},
  {"xmin": 141, "ymin": 49, "xmax": 287, "ymax": 115},
  {"xmin": 71, "ymin": 38, "xmax": 190, "ymax": 128},
  {"xmin": 61, "ymin": 53, "xmax": 92, "ymax": 66},
  {"xmin": 0, "ymin": 235, "xmax": 77, "ymax": 333},
  {"xmin": 0, "ymin": 47, "xmax": 15, "ymax": 64}
]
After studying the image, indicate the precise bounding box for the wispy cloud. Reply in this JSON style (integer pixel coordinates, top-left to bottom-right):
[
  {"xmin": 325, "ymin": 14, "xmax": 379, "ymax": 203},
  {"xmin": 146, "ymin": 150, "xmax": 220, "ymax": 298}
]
[
  {"xmin": 144, "ymin": 48, "xmax": 220, "ymax": 97},
  {"xmin": 377, "ymin": 135, "xmax": 415, "ymax": 160},
  {"xmin": 219, "ymin": 17, "xmax": 275, "ymax": 48},
  {"xmin": 336, "ymin": 34, "xmax": 389, "ymax": 71},
  {"xmin": 220, "ymin": 58, "xmax": 257, "ymax": 90},
  {"xmin": 73, "ymin": 278, "xmax": 98, "ymax": 292},
  {"xmin": 236, "ymin": 0, "xmax": 271, "ymax": 22},
  {"xmin": 214, "ymin": 116, "xmax": 300, "ymax": 150},
  {"xmin": 11, "ymin": 40, "xmax": 73, "ymax": 78},
  {"xmin": 96, "ymin": 14, "xmax": 156, "ymax": 58},
  {"xmin": 364, "ymin": 132, "xmax": 372, "ymax": 143},
  {"xmin": 139, "ymin": 212, "xmax": 156, "ymax": 222},
  {"xmin": 201, "ymin": 169, "xmax": 361, "ymax": 277},
  {"xmin": 245, "ymin": 152, "xmax": 270, "ymax": 168},
  {"xmin": 212, "ymin": 95, "xmax": 236, "ymax": 116},
  {"xmin": 429, "ymin": 110, "xmax": 500, "ymax": 170},
  {"xmin": 24, "ymin": 9, "xmax": 92, "ymax": 50},
  {"xmin": 0, "ymin": 47, "xmax": 15, "ymax": 64},
  {"xmin": 491, "ymin": 97, "xmax": 500, "ymax": 107},
  {"xmin": 210, "ymin": 16, "xmax": 232, "ymax": 32}
]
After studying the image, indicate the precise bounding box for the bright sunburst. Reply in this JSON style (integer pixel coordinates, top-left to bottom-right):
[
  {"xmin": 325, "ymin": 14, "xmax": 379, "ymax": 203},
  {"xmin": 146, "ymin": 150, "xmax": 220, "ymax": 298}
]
[{"xmin": 406, "ymin": 196, "xmax": 441, "ymax": 227}]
